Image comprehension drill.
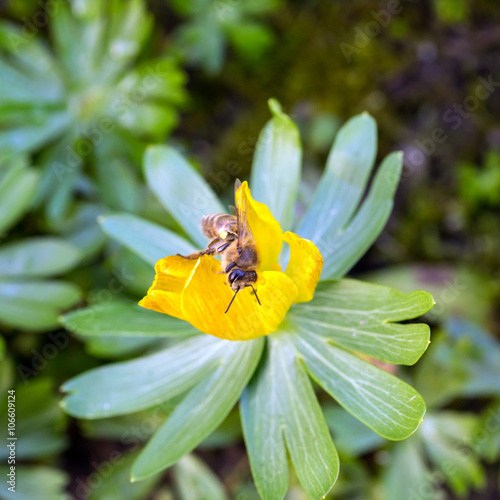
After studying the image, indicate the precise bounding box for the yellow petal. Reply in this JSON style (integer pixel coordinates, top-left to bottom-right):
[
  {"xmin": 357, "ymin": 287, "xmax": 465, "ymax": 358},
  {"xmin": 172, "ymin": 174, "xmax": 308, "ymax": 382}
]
[
  {"xmin": 283, "ymin": 231, "xmax": 323, "ymax": 303},
  {"xmin": 139, "ymin": 256, "xmax": 197, "ymax": 320},
  {"xmin": 236, "ymin": 181, "xmax": 283, "ymax": 271},
  {"xmin": 180, "ymin": 255, "xmax": 298, "ymax": 341}
]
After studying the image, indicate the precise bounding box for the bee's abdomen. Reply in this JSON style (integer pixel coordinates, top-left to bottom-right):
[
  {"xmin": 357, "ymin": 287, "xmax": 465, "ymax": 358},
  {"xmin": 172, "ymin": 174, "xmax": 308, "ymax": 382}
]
[{"xmin": 201, "ymin": 214, "xmax": 237, "ymax": 239}]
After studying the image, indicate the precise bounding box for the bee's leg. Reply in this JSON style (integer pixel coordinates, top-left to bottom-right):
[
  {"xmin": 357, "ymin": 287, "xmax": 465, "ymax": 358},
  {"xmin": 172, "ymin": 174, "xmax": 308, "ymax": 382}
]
[
  {"xmin": 179, "ymin": 250, "xmax": 204, "ymax": 260},
  {"xmin": 216, "ymin": 242, "xmax": 231, "ymax": 252},
  {"xmin": 177, "ymin": 238, "xmax": 223, "ymax": 260}
]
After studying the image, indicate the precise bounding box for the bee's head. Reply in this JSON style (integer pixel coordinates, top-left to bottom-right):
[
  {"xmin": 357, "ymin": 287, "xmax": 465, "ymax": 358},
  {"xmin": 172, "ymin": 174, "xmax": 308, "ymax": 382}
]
[
  {"xmin": 228, "ymin": 269, "xmax": 257, "ymax": 292},
  {"xmin": 225, "ymin": 269, "xmax": 261, "ymax": 314}
]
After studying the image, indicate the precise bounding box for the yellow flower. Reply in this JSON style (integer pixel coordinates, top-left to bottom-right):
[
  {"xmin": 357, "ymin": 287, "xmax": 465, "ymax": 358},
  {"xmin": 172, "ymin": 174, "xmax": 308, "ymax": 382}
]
[{"xmin": 139, "ymin": 181, "xmax": 323, "ymax": 340}]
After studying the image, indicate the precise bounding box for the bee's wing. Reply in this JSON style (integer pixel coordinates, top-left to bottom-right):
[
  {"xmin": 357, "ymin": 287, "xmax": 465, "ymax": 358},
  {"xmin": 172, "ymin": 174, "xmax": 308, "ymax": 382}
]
[{"xmin": 234, "ymin": 179, "xmax": 252, "ymax": 250}]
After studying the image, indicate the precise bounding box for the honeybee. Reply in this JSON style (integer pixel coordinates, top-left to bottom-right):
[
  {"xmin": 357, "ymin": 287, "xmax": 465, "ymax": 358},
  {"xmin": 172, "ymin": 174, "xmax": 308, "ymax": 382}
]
[{"xmin": 181, "ymin": 179, "xmax": 261, "ymax": 313}]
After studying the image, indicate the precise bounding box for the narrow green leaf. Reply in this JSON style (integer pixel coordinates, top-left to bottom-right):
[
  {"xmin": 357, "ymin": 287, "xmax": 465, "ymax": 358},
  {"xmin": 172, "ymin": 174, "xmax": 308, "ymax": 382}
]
[
  {"xmin": 174, "ymin": 455, "xmax": 229, "ymax": 500},
  {"xmin": 131, "ymin": 338, "xmax": 264, "ymax": 480},
  {"xmin": 99, "ymin": 214, "xmax": 195, "ymax": 266},
  {"xmin": 61, "ymin": 301, "xmax": 198, "ymax": 338},
  {"xmin": 144, "ymin": 145, "xmax": 225, "ymax": 247},
  {"xmin": 0, "ymin": 237, "xmax": 81, "ymax": 278},
  {"xmin": 0, "ymin": 281, "xmax": 81, "ymax": 331},
  {"xmin": 250, "ymin": 99, "xmax": 302, "ymax": 230},
  {"xmin": 297, "ymin": 113, "xmax": 377, "ymax": 240},
  {"xmin": 241, "ymin": 334, "xmax": 339, "ymax": 500},
  {"xmin": 0, "ymin": 165, "xmax": 39, "ymax": 234},
  {"xmin": 319, "ymin": 151, "xmax": 403, "ymax": 279},
  {"xmin": 292, "ymin": 329, "xmax": 426, "ymax": 440},
  {"xmin": 62, "ymin": 335, "xmax": 227, "ymax": 419},
  {"xmin": 288, "ymin": 279, "xmax": 433, "ymax": 365}
]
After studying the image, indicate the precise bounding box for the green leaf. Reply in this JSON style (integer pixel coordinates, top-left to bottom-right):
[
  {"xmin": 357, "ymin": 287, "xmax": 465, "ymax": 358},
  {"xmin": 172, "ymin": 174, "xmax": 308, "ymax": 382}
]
[
  {"xmin": 250, "ymin": 99, "xmax": 301, "ymax": 230},
  {"xmin": 99, "ymin": 214, "xmax": 195, "ymax": 266},
  {"xmin": 0, "ymin": 466, "xmax": 68, "ymax": 500},
  {"xmin": 174, "ymin": 455, "xmax": 229, "ymax": 500},
  {"xmin": 0, "ymin": 281, "xmax": 81, "ymax": 331},
  {"xmin": 95, "ymin": 156, "xmax": 142, "ymax": 213},
  {"xmin": 288, "ymin": 279, "xmax": 433, "ymax": 365},
  {"xmin": 0, "ymin": 237, "xmax": 81, "ymax": 278},
  {"xmin": 291, "ymin": 328, "xmax": 426, "ymax": 440},
  {"xmin": 241, "ymin": 334, "xmax": 339, "ymax": 500},
  {"xmin": 131, "ymin": 337, "xmax": 263, "ymax": 480},
  {"xmin": 297, "ymin": 113, "xmax": 377, "ymax": 242},
  {"xmin": 33, "ymin": 132, "xmax": 81, "ymax": 225},
  {"xmin": 61, "ymin": 301, "xmax": 198, "ymax": 338},
  {"xmin": 80, "ymin": 336, "xmax": 161, "ymax": 359},
  {"xmin": 110, "ymin": 247, "xmax": 156, "ymax": 296},
  {"xmin": 0, "ymin": 163, "xmax": 39, "ymax": 234},
  {"xmin": 320, "ymin": 151, "xmax": 403, "ymax": 279},
  {"xmin": 62, "ymin": 335, "xmax": 228, "ymax": 419},
  {"xmin": 144, "ymin": 145, "xmax": 225, "ymax": 247}
]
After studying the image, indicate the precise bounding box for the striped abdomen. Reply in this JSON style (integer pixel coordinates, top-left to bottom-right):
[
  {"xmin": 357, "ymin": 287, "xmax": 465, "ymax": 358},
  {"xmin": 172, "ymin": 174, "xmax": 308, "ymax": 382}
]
[{"xmin": 201, "ymin": 213, "xmax": 238, "ymax": 240}]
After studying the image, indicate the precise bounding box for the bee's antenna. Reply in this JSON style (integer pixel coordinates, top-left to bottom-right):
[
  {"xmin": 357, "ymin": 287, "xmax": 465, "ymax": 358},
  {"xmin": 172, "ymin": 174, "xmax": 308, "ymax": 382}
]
[
  {"xmin": 250, "ymin": 285, "xmax": 261, "ymax": 306},
  {"xmin": 225, "ymin": 288, "xmax": 240, "ymax": 314}
]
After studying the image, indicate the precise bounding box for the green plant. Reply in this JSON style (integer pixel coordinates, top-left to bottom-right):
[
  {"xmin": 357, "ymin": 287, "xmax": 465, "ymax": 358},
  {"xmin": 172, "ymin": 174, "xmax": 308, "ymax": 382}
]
[
  {"xmin": 326, "ymin": 318, "xmax": 500, "ymax": 499},
  {"xmin": 168, "ymin": 0, "xmax": 281, "ymax": 74},
  {"xmin": 60, "ymin": 102, "xmax": 433, "ymax": 499}
]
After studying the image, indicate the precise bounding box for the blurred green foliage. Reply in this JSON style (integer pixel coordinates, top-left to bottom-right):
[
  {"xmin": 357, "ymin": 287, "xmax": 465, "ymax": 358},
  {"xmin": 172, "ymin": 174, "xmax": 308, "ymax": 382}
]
[
  {"xmin": 168, "ymin": 0, "xmax": 281, "ymax": 74},
  {"xmin": 0, "ymin": 0, "xmax": 499, "ymax": 498},
  {"xmin": 0, "ymin": 0, "xmax": 186, "ymax": 227}
]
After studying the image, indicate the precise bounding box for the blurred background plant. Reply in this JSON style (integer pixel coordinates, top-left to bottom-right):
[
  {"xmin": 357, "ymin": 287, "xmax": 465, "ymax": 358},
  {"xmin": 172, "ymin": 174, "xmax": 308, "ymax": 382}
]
[
  {"xmin": 0, "ymin": 0, "xmax": 187, "ymax": 230},
  {"xmin": 0, "ymin": 0, "xmax": 499, "ymax": 499}
]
